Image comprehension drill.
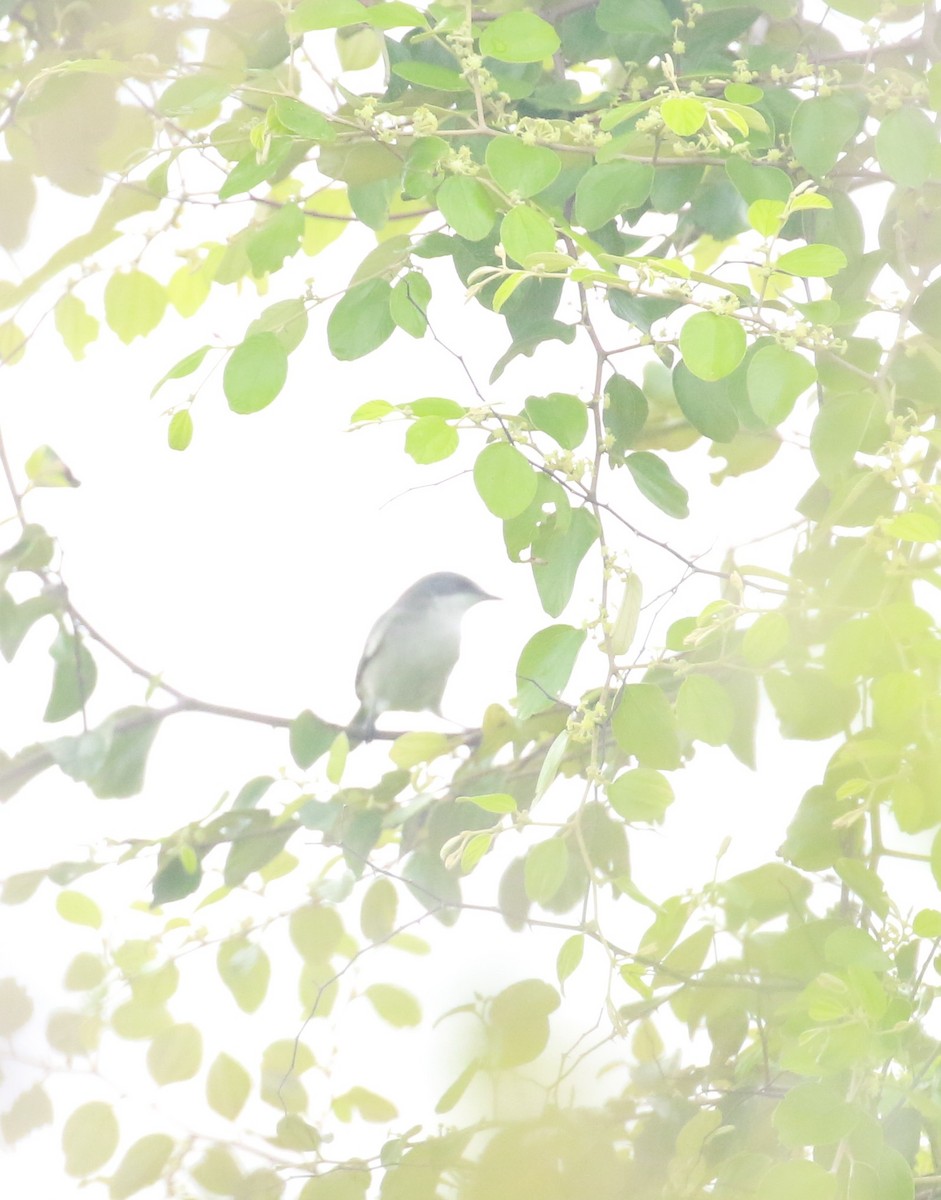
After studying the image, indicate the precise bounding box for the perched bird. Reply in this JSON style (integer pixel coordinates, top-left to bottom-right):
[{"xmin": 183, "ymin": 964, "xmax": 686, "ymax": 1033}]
[{"xmin": 350, "ymin": 572, "xmax": 494, "ymax": 740}]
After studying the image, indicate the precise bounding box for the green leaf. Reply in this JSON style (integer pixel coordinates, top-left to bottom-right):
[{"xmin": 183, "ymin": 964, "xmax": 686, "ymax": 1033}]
[
  {"xmin": 726, "ymin": 156, "xmax": 792, "ymax": 204},
  {"xmin": 405, "ymin": 415, "xmax": 459, "ymax": 464},
  {"xmin": 612, "ymin": 684, "xmax": 682, "ymax": 770},
  {"xmin": 486, "ymin": 137, "xmax": 561, "ymax": 198},
  {"xmin": 772, "ymin": 1082, "xmax": 860, "ymax": 1148},
  {"xmin": 524, "ymin": 838, "xmax": 569, "ymax": 905},
  {"xmin": 290, "ymin": 710, "xmax": 335, "ymax": 768},
  {"xmin": 912, "ymin": 276, "xmax": 941, "ymax": 337},
  {"xmin": 402, "ymin": 849, "xmax": 461, "ymax": 923},
  {"xmin": 464, "ymin": 792, "xmax": 516, "ymax": 814},
  {"xmin": 765, "ymin": 669, "xmax": 859, "ymax": 740},
  {"xmin": 389, "ymin": 731, "xmax": 453, "ymax": 768},
  {"xmin": 63, "ymin": 1101, "xmax": 119, "ymax": 1177},
  {"xmin": 246, "ymin": 202, "xmax": 304, "ymax": 276},
  {"xmin": 56, "ymin": 889, "xmax": 102, "ymax": 929},
  {"xmin": 405, "ymin": 396, "xmax": 466, "ymax": 418},
  {"xmin": 44, "ymin": 630, "xmax": 96, "ymax": 722},
  {"xmin": 360, "ymin": 878, "xmax": 398, "ymax": 941},
  {"xmin": 474, "ymin": 442, "xmax": 538, "ymax": 519},
  {"xmin": 333, "ymin": 1086, "xmax": 398, "ymax": 1123},
  {"xmin": 608, "ymin": 768, "xmax": 674, "ymax": 823},
  {"xmin": 89, "ymin": 708, "xmax": 161, "ymax": 799},
  {"xmin": 524, "ymin": 392, "xmax": 588, "ymax": 449},
  {"xmin": 205, "ymin": 1056, "xmax": 249, "ymax": 1118},
  {"xmin": 327, "ymin": 279, "xmax": 394, "ymax": 360},
  {"xmin": 500, "ymin": 206, "xmax": 557, "ymax": 265},
  {"xmin": 672, "ymin": 361, "xmax": 739, "ymax": 442},
  {"xmin": 351, "ymin": 399, "xmax": 394, "ymax": 423},
  {"xmin": 742, "ymin": 612, "xmax": 789, "ymax": 666},
  {"xmin": 191, "ymin": 1147, "xmax": 243, "ymax": 1195},
  {"xmin": 157, "ymin": 73, "xmax": 231, "ymax": 116},
  {"xmin": 167, "ymin": 411, "xmax": 193, "ymax": 451},
  {"xmin": 1, "ymin": 1083, "xmax": 53, "ymax": 1144},
  {"xmin": 746, "ymin": 344, "xmax": 817, "ymax": 426},
  {"xmin": 486, "ymin": 979, "xmax": 560, "ymax": 1067},
  {"xmin": 876, "ymin": 105, "xmax": 938, "ymax": 188},
  {"xmin": 223, "ymin": 332, "xmax": 288, "ymax": 415},
  {"xmin": 290, "ymin": 904, "xmax": 344, "ymax": 960},
  {"xmin": 747, "ymin": 198, "xmax": 785, "ymax": 237},
  {"xmin": 104, "ymin": 271, "xmax": 167, "ymax": 344},
  {"xmin": 774, "ymin": 243, "xmax": 847, "ymax": 278},
  {"xmin": 824, "ymin": 924, "xmax": 891, "ymax": 970},
  {"xmin": 25, "ymin": 444, "xmax": 80, "ymax": 488},
  {"xmin": 720, "ymin": 863, "xmax": 813, "ymax": 927},
  {"xmin": 790, "ymin": 94, "xmax": 860, "ymax": 178},
  {"xmin": 390, "ymin": 271, "xmax": 430, "ymax": 338},
  {"xmin": 884, "ymin": 512, "xmax": 941, "ymax": 542},
  {"xmin": 218, "ymin": 142, "xmax": 294, "ymax": 198},
  {"xmin": 391, "ymin": 61, "xmax": 468, "ymax": 91},
  {"xmin": 436, "ymin": 176, "xmax": 497, "ymax": 240},
  {"xmin": 249, "ymin": 297, "xmax": 309, "ymax": 352},
  {"xmin": 679, "ymin": 313, "xmax": 746, "ymax": 382},
  {"xmin": 516, "ymin": 624, "xmax": 586, "ymax": 719},
  {"xmin": 0, "ymin": 160, "xmax": 35, "ymax": 252},
  {"xmin": 479, "ymin": 12, "xmax": 560, "ymax": 62},
  {"xmin": 661, "ymin": 96, "xmax": 707, "ymax": 136},
  {"xmin": 365, "ymin": 983, "xmax": 421, "ymax": 1027},
  {"xmin": 810, "ymin": 392, "xmax": 881, "ymax": 483},
  {"xmin": 364, "ymin": 2, "xmax": 427, "ymax": 29},
  {"xmin": 625, "ymin": 452, "xmax": 689, "ymax": 518},
  {"xmin": 676, "ymin": 675, "xmax": 735, "ymax": 746},
  {"xmin": 223, "ymin": 824, "xmax": 294, "ymax": 888},
  {"xmin": 55, "ymin": 293, "xmax": 99, "ymax": 361},
  {"xmin": 597, "ymin": 0, "xmax": 672, "ymax": 34},
  {"xmin": 761, "ymin": 1160, "xmax": 837, "ymax": 1200},
  {"xmin": 0, "ymin": 978, "xmax": 32, "ymax": 1034},
  {"xmin": 273, "ymin": 96, "xmax": 336, "ymax": 142},
  {"xmin": 147, "ymin": 1023, "xmax": 202, "ymax": 1085},
  {"xmin": 150, "ymin": 849, "xmax": 201, "ymax": 902},
  {"xmin": 574, "ymin": 162, "xmax": 653, "ymax": 230},
  {"xmin": 109, "ymin": 1134, "xmax": 174, "ymax": 1200},
  {"xmin": 217, "ymin": 938, "xmax": 270, "ymax": 1013},
  {"xmin": 556, "ymin": 934, "xmax": 584, "ymax": 986},
  {"xmin": 290, "ymin": 0, "xmax": 368, "ymax": 29}
]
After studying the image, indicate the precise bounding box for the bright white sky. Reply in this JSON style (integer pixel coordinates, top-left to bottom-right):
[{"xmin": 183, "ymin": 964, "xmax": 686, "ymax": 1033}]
[{"xmin": 1, "ymin": 18, "xmax": 935, "ymax": 1196}]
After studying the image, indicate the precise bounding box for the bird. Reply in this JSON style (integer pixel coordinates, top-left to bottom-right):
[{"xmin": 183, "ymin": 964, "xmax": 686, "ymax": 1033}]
[{"xmin": 349, "ymin": 572, "xmax": 495, "ymax": 741}]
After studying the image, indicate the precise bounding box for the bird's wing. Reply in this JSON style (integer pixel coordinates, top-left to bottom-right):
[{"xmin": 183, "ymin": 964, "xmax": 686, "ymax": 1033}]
[{"xmin": 354, "ymin": 604, "xmax": 401, "ymax": 700}]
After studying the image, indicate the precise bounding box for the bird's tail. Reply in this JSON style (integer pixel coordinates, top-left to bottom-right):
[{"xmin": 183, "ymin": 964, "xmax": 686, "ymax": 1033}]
[{"xmin": 348, "ymin": 705, "xmax": 375, "ymax": 745}]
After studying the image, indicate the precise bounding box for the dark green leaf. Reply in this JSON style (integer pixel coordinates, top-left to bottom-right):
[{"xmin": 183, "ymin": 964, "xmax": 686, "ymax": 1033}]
[
  {"xmin": 625, "ymin": 452, "xmax": 689, "ymax": 518},
  {"xmin": 672, "ymin": 361, "xmax": 739, "ymax": 442},
  {"xmin": 89, "ymin": 708, "xmax": 161, "ymax": 799}
]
